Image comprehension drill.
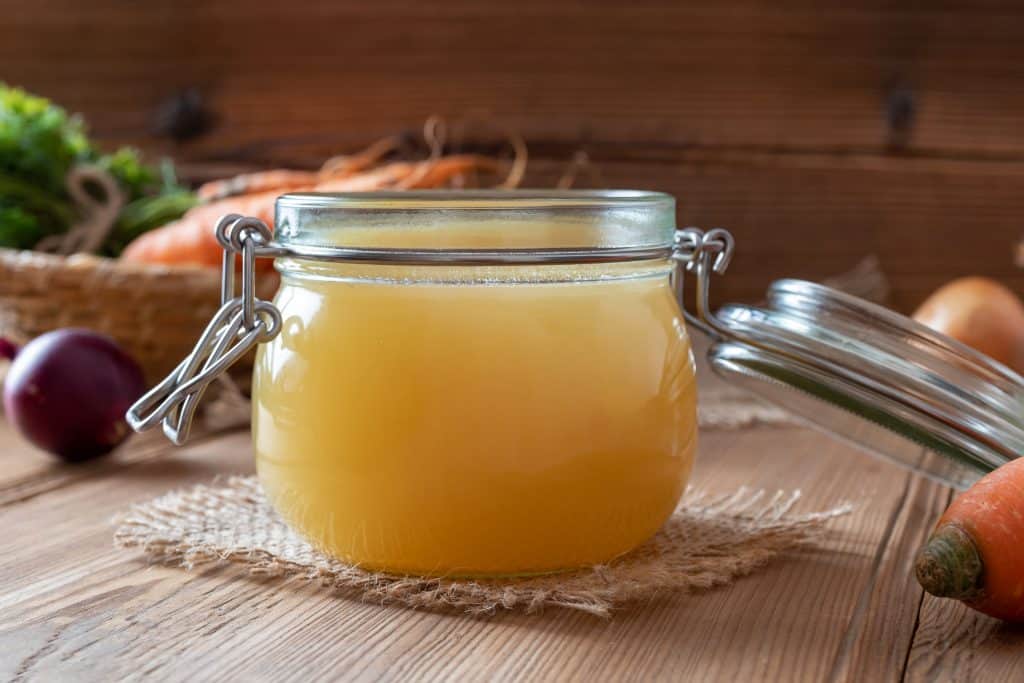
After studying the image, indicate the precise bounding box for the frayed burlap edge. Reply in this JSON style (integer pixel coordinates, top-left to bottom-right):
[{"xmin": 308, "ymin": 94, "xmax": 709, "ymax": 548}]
[{"xmin": 114, "ymin": 476, "xmax": 851, "ymax": 617}]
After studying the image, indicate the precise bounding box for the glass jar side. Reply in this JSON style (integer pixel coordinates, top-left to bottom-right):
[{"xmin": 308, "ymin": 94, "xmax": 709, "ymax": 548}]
[{"xmin": 252, "ymin": 259, "xmax": 699, "ymax": 575}]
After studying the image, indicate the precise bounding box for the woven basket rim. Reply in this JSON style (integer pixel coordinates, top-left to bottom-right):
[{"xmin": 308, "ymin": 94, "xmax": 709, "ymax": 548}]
[{"xmin": 0, "ymin": 246, "xmax": 222, "ymax": 278}]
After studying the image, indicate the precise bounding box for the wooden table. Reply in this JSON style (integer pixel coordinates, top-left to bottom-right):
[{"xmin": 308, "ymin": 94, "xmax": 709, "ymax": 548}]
[{"xmin": 1, "ymin": 414, "xmax": 1022, "ymax": 681}]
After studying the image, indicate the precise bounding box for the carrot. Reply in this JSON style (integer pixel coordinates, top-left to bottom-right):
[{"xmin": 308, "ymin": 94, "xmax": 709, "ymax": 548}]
[
  {"xmin": 121, "ymin": 189, "xmax": 280, "ymax": 269},
  {"xmin": 121, "ymin": 154, "xmax": 501, "ymax": 269},
  {"xmin": 915, "ymin": 457, "xmax": 1024, "ymax": 621},
  {"xmin": 318, "ymin": 135, "xmax": 402, "ymax": 180},
  {"xmin": 316, "ymin": 154, "xmax": 499, "ymax": 192},
  {"xmin": 197, "ymin": 136, "xmax": 405, "ymax": 201}
]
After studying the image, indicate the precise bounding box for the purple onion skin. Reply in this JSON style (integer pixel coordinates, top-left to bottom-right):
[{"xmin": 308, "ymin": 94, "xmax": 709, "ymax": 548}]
[{"xmin": 3, "ymin": 329, "xmax": 146, "ymax": 462}]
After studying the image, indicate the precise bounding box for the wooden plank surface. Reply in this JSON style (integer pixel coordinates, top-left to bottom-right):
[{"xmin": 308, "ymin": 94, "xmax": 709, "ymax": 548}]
[
  {"xmin": 827, "ymin": 463, "xmax": 952, "ymax": 681},
  {"xmin": 0, "ymin": 428, "xmax": 216, "ymax": 507},
  {"xmin": 1, "ymin": 415, "xmax": 1020, "ymax": 680},
  {"xmin": 4, "ymin": 1, "xmax": 1024, "ymax": 158},
  {"xmin": 906, "ymin": 590, "xmax": 1024, "ymax": 680}
]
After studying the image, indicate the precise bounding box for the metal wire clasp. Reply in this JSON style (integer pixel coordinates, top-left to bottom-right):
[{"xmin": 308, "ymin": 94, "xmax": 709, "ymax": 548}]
[
  {"xmin": 126, "ymin": 214, "xmax": 283, "ymax": 444},
  {"xmin": 672, "ymin": 227, "xmax": 735, "ymax": 338}
]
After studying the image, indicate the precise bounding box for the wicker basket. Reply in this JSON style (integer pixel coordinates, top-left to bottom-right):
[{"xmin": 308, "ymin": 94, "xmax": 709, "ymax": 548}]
[{"xmin": 0, "ymin": 248, "xmax": 275, "ymax": 386}]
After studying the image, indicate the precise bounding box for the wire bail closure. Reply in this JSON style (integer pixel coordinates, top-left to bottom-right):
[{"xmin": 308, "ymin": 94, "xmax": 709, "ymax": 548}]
[
  {"xmin": 125, "ymin": 214, "xmax": 734, "ymax": 445},
  {"xmin": 672, "ymin": 227, "xmax": 735, "ymax": 337},
  {"xmin": 125, "ymin": 214, "xmax": 283, "ymax": 445}
]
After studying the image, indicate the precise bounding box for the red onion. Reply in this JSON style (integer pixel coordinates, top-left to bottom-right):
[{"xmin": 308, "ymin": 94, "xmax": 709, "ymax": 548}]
[{"xmin": 3, "ymin": 329, "xmax": 145, "ymax": 461}]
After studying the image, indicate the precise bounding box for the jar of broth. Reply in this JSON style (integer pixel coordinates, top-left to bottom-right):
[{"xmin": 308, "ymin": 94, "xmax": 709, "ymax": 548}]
[
  {"xmin": 129, "ymin": 189, "xmax": 1024, "ymax": 577},
  {"xmin": 130, "ymin": 191, "xmax": 702, "ymax": 576}
]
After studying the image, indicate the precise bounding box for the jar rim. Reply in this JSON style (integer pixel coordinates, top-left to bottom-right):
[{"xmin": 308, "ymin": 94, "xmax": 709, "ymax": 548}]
[
  {"xmin": 273, "ymin": 189, "xmax": 678, "ymax": 258},
  {"xmin": 276, "ymin": 189, "xmax": 673, "ymax": 211}
]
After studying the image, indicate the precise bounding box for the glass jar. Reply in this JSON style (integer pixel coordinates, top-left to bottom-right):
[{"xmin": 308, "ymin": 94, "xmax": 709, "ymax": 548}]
[
  {"xmin": 132, "ymin": 191, "xmax": 700, "ymax": 576},
  {"xmin": 130, "ymin": 189, "xmax": 1024, "ymax": 578}
]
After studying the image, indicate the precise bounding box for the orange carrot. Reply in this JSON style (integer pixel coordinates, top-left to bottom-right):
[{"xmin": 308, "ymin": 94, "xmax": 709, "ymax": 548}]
[
  {"xmin": 197, "ymin": 136, "xmax": 405, "ymax": 201},
  {"xmin": 121, "ymin": 155, "xmax": 501, "ymax": 270},
  {"xmin": 915, "ymin": 458, "xmax": 1024, "ymax": 621},
  {"xmin": 318, "ymin": 135, "xmax": 402, "ymax": 180},
  {"xmin": 316, "ymin": 155, "xmax": 499, "ymax": 192},
  {"xmin": 121, "ymin": 189, "xmax": 281, "ymax": 269}
]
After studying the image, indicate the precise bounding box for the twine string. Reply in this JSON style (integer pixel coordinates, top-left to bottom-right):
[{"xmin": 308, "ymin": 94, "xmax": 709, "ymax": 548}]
[{"xmin": 36, "ymin": 164, "xmax": 125, "ymax": 255}]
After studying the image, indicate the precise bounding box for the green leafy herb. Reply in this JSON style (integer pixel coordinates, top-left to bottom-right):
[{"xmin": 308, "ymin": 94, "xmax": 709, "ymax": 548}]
[
  {"xmin": 0, "ymin": 204, "xmax": 42, "ymax": 250},
  {"xmin": 95, "ymin": 147, "xmax": 157, "ymax": 202},
  {"xmin": 0, "ymin": 85, "xmax": 91, "ymax": 196},
  {"xmin": 0, "ymin": 83, "xmax": 196, "ymax": 254},
  {"xmin": 101, "ymin": 191, "xmax": 200, "ymax": 257}
]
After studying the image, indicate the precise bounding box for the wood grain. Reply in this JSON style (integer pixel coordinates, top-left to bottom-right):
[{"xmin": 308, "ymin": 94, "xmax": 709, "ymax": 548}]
[
  {"xmin": 905, "ymin": 584, "xmax": 1024, "ymax": 680},
  {"xmin": 526, "ymin": 154, "xmax": 1024, "ymax": 313},
  {"xmin": 0, "ymin": 426, "xmax": 220, "ymax": 508},
  {"xmin": 0, "ymin": 422, "xmax": 925, "ymax": 681},
  {"xmin": 4, "ymin": 1, "xmax": 1024, "ymax": 158},
  {"xmin": 828, "ymin": 459, "xmax": 952, "ymax": 681}
]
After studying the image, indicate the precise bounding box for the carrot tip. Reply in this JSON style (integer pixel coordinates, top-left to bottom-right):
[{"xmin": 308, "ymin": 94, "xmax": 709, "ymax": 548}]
[{"xmin": 915, "ymin": 524, "xmax": 985, "ymax": 601}]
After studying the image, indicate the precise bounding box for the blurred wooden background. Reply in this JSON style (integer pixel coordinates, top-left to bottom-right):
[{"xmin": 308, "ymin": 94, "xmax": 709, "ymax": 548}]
[{"xmin": 5, "ymin": 0, "xmax": 1024, "ymax": 311}]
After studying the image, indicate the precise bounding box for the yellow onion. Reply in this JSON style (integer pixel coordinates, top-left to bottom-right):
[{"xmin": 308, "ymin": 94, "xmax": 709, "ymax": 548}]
[{"xmin": 912, "ymin": 277, "xmax": 1024, "ymax": 374}]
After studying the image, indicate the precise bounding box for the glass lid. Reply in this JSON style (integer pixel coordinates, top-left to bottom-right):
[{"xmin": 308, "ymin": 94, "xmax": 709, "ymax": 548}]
[
  {"xmin": 274, "ymin": 190, "xmax": 676, "ymax": 254},
  {"xmin": 677, "ymin": 229, "xmax": 1024, "ymax": 490}
]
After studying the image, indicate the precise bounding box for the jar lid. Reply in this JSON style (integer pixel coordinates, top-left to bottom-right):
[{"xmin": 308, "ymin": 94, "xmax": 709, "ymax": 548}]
[
  {"xmin": 679, "ymin": 232, "xmax": 1024, "ymax": 490},
  {"xmin": 273, "ymin": 190, "xmax": 677, "ymax": 262}
]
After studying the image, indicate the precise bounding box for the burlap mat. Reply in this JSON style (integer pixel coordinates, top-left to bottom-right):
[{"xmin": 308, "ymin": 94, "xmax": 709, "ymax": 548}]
[{"xmin": 114, "ymin": 476, "xmax": 851, "ymax": 617}]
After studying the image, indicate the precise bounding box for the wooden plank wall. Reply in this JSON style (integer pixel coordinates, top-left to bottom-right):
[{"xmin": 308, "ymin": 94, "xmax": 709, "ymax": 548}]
[{"xmin": 5, "ymin": 0, "xmax": 1024, "ymax": 311}]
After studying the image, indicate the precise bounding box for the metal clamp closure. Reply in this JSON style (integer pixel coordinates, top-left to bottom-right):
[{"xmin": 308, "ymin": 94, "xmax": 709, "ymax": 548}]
[
  {"xmin": 126, "ymin": 214, "xmax": 283, "ymax": 444},
  {"xmin": 671, "ymin": 227, "xmax": 735, "ymax": 337}
]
